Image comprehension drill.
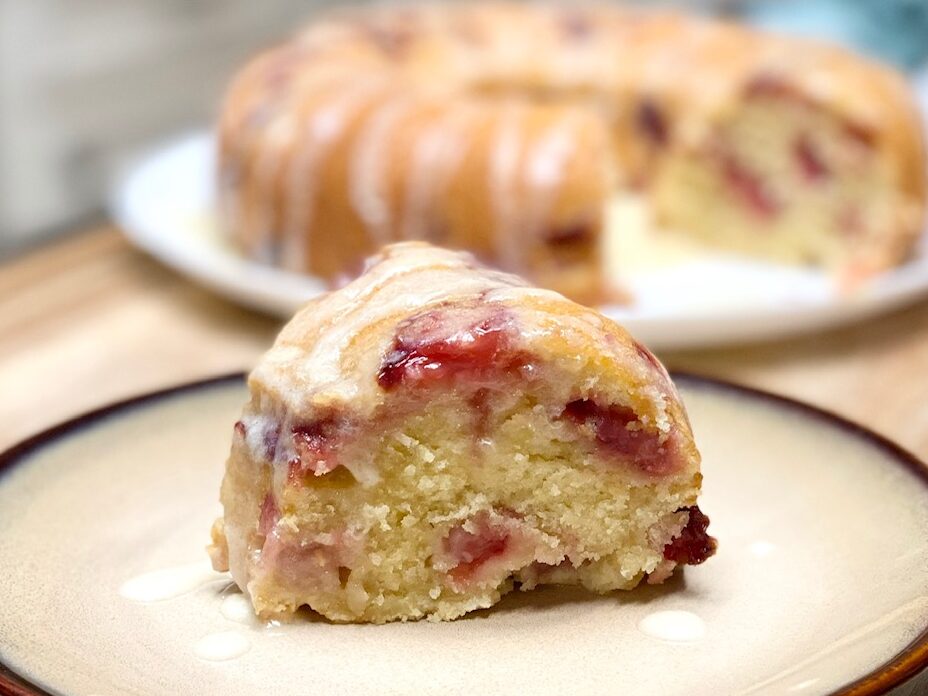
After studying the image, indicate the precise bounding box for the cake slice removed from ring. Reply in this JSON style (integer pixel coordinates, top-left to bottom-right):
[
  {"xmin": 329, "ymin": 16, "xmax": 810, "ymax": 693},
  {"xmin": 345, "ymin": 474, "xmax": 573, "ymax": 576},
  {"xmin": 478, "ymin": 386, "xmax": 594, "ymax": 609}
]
[{"xmin": 208, "ymin": 241, "xmax": 716, "ymax": 623}]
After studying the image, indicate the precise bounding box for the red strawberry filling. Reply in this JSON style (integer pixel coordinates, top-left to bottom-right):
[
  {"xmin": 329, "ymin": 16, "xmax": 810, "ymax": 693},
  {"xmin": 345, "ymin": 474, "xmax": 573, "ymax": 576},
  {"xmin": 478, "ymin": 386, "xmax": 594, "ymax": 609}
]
[
  {"xmin": 263, "ymin": 424, "xmax": 280, "ymax": 461},
  {"xmin": 259, "ymin": 524, "xmax": 361, "ymax": 595},
  {"xmin": 636, "ymin": 99, "xmax": 668, "ymax": 146},
  {"xmin": 718, "ymin": 150, "xmax": 780, "ymax": 220},
  {"xmin": 260, "ymin": 535, "xmax": 341, "ymax": 592},
  {"xmin": 469, "ymin": 388, "xmax": 492, "ymax": 437},
  {"xmin": 662, "ymin": 505, "xmax": 717, "ymax": 565},
  {"xmin": 559, "ymin": 10, "xmax": 593, "ymax": 40},
  {"xmin": 357, "ymin": 19, "xmax": 416, "ymax": 59},
  {"xmin": 378, "ymin": 305, "xmax": 519, "ymax": 389},
  {"xmin": 439, "ymin": 510, "xmax": 548, "ymax": 588},
  {"xmin": 259, "ymin": 493, "xmax": 280, "ymax": 537},
  {"xmin": 289, "ymin": 419, "xmax": 342, "ymax": 480},
  {"xmin": 745, "ymin": 73, "xmax": 873, "ymax": 154},
  {"xmin": 837, "ymin": 204, "xmax": 864, "ymax": 238},
  {"xmin": 563, "ymin": 399, "xmax": 680, "ymax": 475},
  {"xmin": 744, "ymin": 74, "xmax": 805, "ymax": 102},
  {"xmin": 544, "ymin": 223, "xmax": 593, "ymax": 248},
  {"xmin": 842, "ymin": 120, "xmax": 875, "ymax": 148},
  {"xmin": 794, "ymin": 134, "xmax": 829, "ymax": 182},
  {"xmin": 444, "ymin": 519, "xmax": 511, "ymax": 585}
]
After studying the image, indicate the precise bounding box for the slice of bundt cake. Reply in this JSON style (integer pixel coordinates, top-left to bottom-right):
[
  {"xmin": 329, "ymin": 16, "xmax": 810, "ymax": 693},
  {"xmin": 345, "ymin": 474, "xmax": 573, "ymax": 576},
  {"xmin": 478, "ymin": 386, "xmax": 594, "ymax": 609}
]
[{"xmin": 208, "ymin": 242, "xmax": 715, "ymax": 623}]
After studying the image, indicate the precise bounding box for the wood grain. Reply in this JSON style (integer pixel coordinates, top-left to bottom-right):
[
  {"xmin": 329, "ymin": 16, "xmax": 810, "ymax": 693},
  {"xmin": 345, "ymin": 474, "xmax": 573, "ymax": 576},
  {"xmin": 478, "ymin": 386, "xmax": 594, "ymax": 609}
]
[{"xmin": 0, "ymin": 228, "xmax": 278, "ymax": 450}]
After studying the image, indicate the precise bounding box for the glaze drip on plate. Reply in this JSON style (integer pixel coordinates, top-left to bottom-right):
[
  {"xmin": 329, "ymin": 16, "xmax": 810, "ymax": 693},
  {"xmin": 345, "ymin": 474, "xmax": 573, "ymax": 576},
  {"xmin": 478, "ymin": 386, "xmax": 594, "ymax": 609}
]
[{"xmin": 119, "ymin": 562, "xmax": 226, "ymax": 603}]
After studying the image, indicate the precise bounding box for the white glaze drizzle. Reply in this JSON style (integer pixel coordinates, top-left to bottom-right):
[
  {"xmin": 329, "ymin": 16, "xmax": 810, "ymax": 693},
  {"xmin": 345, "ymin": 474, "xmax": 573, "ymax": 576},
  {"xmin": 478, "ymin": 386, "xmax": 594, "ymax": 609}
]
[
  {"xmin": 282, "ymin": 79, "xmax": 388, "ymax": 270},
  {"xmin": 489, "ymin": 103, "xmax": 526, "ymax": 271},
  {"xmin": 637, "ymin": 609, "xmax": 706, "ymax": 643},
  {"xmin": 401, "ymin": 104, "xmax": 474, "ymax": 240},
  {"xmin": 525, "ymin": 117, "xmax": 577, "ymax": 236},
  {"xmin": 528, "ymin": 118, "xmax": 577, "ymax": 190},
  {"xmin": 248, "ymin": 237, "xmax": 680, "ymax": 460},
  {"xmin": 220, "ymin": 592, "xmax": 255, "ymax": 624},
  {"xmin": 240, "ymin": 410, "xmax": 284, "ymax": 465},
  {"xmin": 350, "ymin": 96, "xmax": 417, "ymax": 245},
  {"xmin": 292, "ymin": 250, "xmax": 469, "ymax": 393},
  {"xmin": 248, "ymin": 113, "xmax": 297, "ymax": 263},
  {"xmin": 119, "ymin": 561, "xmax": 225, "ymax": 603},
  {"xmin": 194, "ymin": 631, "xmax": 251, "ymax": 661},
  {"xmin": 256, "ymin": 245, "xmax": 528, "ymax": 406}
]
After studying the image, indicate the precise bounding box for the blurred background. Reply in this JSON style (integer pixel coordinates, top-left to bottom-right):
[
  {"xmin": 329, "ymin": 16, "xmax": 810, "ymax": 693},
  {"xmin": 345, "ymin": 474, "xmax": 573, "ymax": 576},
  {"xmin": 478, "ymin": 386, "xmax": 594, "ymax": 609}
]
[{"xmin": 1, "ymin": 0, "xmax": 928, "ymax": 257}]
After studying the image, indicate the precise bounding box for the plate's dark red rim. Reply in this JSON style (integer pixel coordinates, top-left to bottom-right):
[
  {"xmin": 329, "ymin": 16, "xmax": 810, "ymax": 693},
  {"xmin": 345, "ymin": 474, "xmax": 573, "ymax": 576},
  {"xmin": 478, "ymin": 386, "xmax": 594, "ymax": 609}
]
[{"xmin": 0, "ymin": 371, "xmax": 926, "ymax": 696}]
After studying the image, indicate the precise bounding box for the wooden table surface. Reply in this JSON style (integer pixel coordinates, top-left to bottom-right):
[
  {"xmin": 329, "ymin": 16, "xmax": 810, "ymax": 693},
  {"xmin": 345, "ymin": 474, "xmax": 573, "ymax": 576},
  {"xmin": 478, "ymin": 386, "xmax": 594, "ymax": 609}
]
[
  {"xmin": 4, "ymin": 224, "xmax": 928, "ymax": 460},
  {"xmin": 1, "ymin": 225, "xmax": 927, "ymax": 693}
]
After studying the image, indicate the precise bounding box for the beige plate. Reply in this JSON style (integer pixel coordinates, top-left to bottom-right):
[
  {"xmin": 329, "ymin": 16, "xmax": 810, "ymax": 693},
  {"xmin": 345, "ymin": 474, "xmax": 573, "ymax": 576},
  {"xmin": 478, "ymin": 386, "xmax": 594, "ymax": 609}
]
[{"xmin": 1, "ymin": 374, "xmax": 927, "ymax": 696}]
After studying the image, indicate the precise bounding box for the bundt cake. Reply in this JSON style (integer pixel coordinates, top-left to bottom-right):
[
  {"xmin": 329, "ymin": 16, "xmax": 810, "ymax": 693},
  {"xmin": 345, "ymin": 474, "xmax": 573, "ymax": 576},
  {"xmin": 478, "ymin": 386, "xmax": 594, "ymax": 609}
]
[
  {"xmin": 217, "ymin": 2, "xmax": 926, "ymax": 302},
  {"xmin": 207, "ymin": 242, "xmax": 716, "ymax": 623}
]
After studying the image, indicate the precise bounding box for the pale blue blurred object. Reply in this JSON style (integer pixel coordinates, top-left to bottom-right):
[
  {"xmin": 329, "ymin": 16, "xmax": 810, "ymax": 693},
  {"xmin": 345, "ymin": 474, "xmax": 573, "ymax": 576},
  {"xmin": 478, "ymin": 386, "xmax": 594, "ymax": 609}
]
[{"xmin": 745, "ymin": 0, "xmax": 928, "ymax": 71}]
